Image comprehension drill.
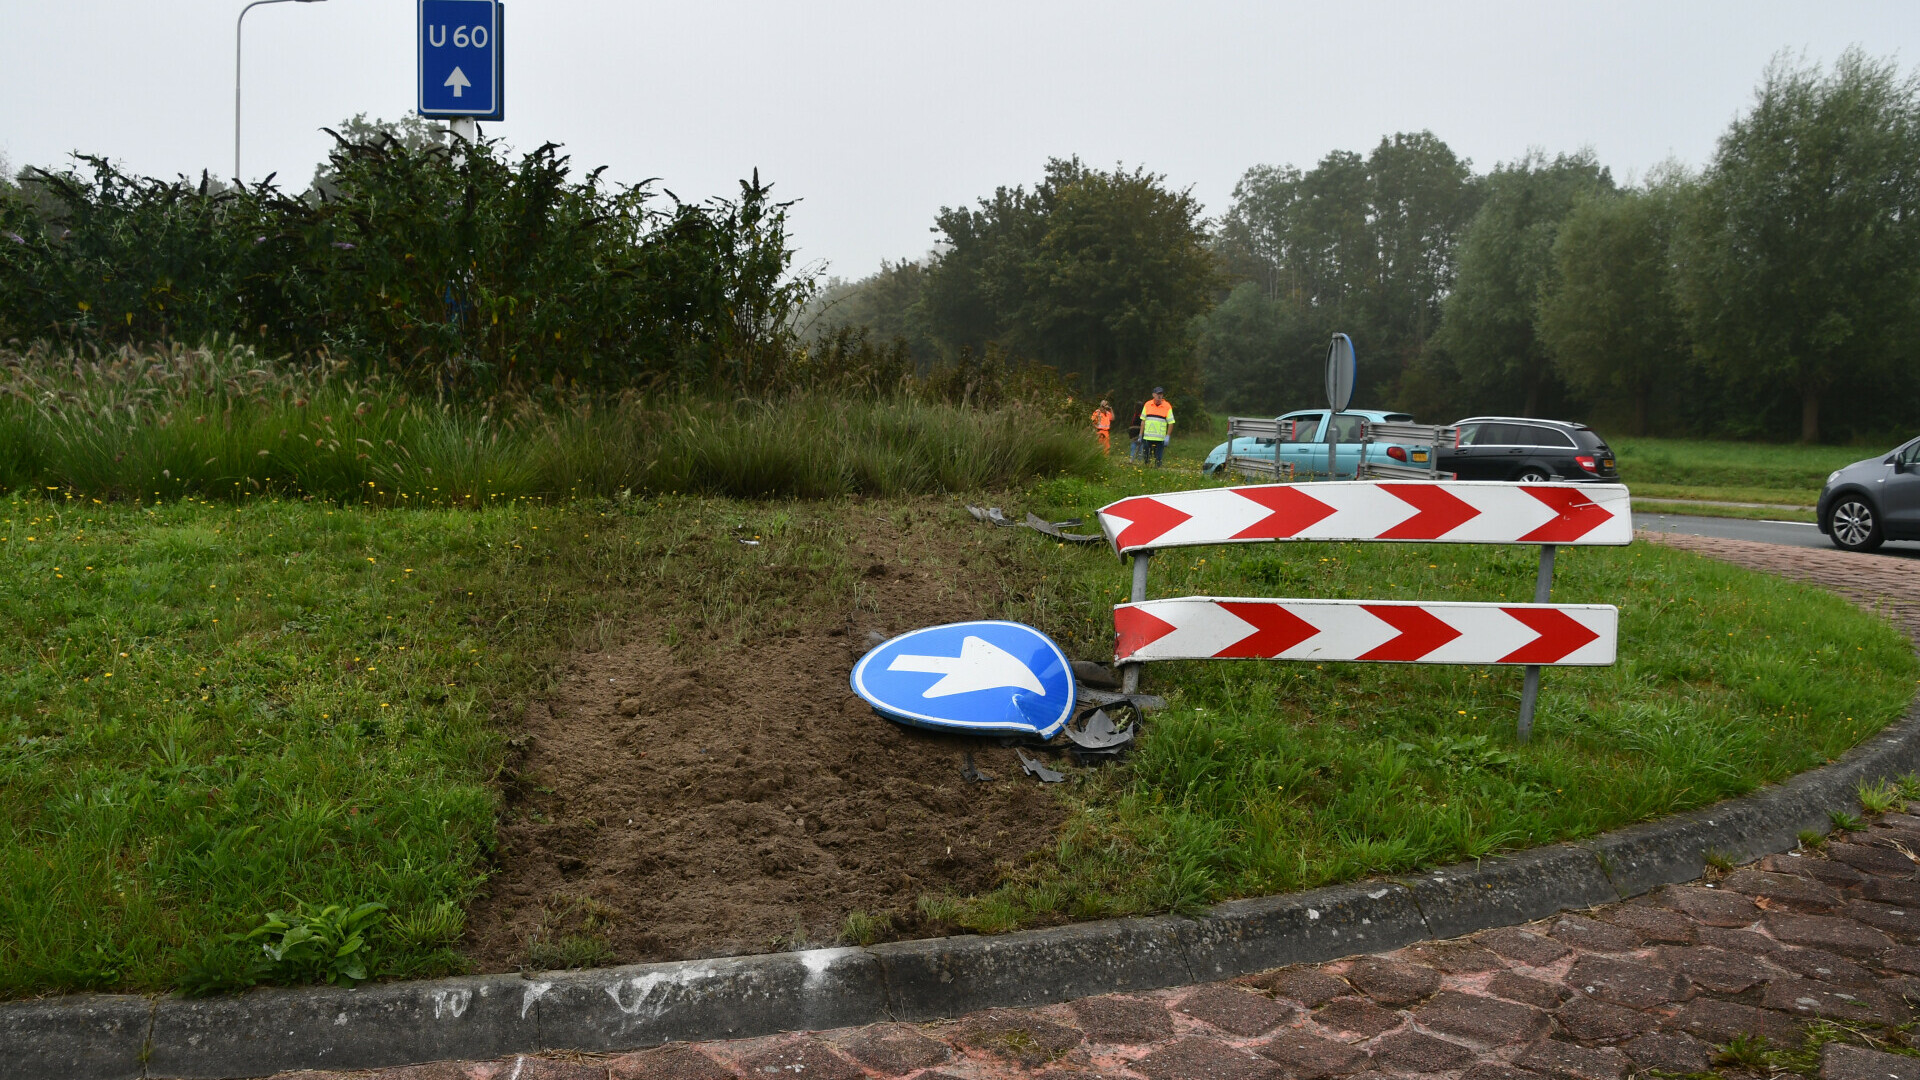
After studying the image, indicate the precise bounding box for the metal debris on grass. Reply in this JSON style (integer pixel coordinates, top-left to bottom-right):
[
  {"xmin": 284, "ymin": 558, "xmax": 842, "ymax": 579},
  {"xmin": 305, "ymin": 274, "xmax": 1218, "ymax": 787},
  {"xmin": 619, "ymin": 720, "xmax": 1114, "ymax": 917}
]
[
  {"xmin": 965, "ymin": 505, "xmax": 1102, "ymax": 543},
  {"xmin": 1064, "ymin": 703, "xmax": 1138, "ymax": 766},
  {"xmin": 1023, "ymin": 512, "xmax": 1103, "ymax": 544},
  {"xmin": 960, "ymin": 751, "xmax": 996, "ymax": 783},
  {"xmin": 1016, "ymin": 748, "xmax": 1066, "ymax": 783},
  {"xmin": 1065, "ymin": 707, "xmax": 1134, "ymax": 749}
]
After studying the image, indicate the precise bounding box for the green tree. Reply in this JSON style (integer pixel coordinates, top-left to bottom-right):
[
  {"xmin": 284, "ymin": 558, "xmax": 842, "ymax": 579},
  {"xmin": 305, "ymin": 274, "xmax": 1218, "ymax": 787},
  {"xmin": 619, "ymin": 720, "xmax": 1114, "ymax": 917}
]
[
  {"xmin": 1209, "ymin": 133, "xmax": 1478, "ymax": 410},
  {"xmin": 1366, "ymin": 132, "xmax": 1480, "ymax": 363},
  {"xmin": 919, "ymin": 158, "xmax": 1218, "ymax": 401},
  {"xmin": 805, "ymin": 258, "xmax": 936, "ymax": 365},
  {"xmin": 308, "ymin": 114, "xmax": 447, "ymax": 198},
  {"xmin": 1430, "ymin": 151, "xmax": 1614, "ymax": 417},
  {"xmin": 1677, "ymin": 49, "xmax": 1920, "ymax": 443},
  {"xmin": 1023, "ymin": 161, "xmax": 1220, "ymax": 396},
  {"xmin": 1213, "ymin": 164, "xmax": 1301, "ymax": 301},
  {"xmin": 1192, "ymin": 282, "xmax": 1324, "ymax": 414},
  {"xmin": 919, "ymin": 180, "xmax": 1047, "ymax": 361},
  {"xmin": 1537, "ymin": 174, "xmax": 1694, "ymax": 434}
]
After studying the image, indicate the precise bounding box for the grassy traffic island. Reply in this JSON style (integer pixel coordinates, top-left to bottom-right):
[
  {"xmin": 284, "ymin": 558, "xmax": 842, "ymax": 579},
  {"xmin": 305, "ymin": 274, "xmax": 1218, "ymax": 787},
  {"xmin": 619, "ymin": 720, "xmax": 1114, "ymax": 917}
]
[{"xmin": 2, "ymin": 403, "xmax": 1915, "ymax": 999}]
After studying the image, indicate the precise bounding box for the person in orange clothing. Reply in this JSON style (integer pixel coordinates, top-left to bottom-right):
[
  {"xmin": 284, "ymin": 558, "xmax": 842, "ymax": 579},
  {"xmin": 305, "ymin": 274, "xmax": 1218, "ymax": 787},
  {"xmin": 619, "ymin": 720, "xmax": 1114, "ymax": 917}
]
[
  {"xmin": 1139, "ymin": 388, "xmax": 1175, "ymax": 467},
  {"xmin": 1090, "ymin": 400, "xmax": 1114, "ymax": 453}
]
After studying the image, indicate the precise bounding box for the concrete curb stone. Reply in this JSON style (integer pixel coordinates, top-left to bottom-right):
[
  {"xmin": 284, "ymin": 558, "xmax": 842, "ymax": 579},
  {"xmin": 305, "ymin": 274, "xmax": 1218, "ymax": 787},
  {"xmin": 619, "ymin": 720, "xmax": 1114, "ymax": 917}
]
[
  {"xmin": 146, "ymin": 972, "xmax": 534, "ymax": 1079},
  {"xmin": 533, "ymin": 947, "xmax": 887, "ymax": 1048},
  {"xmin": 1185, "ymin": 882, "xmax": 1430, "ymax": 983},
  {"xmin": 0, "ymin": 993, "xmax": 151, "ymax": 1080},
  {"xmin": 1397, "ymin": 843, "xmax": 1620, "ymax": 940},
  {"xmin": 874, "ymin": 915, "xmax": 1197, "ymax": 1020},
  {"xmin": 11, "ymin": 681, "xmax": 1920, "ymax": 1080}
]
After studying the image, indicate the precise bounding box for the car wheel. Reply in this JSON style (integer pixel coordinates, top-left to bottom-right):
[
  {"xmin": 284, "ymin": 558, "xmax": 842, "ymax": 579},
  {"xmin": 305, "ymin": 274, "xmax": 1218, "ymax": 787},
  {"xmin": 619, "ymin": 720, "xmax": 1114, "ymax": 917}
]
[
  {"xmin": 1515, "ymin": 466, "xmax": 1553, "ymax": 483},
  {"xmin": 1828, "ymin": 497, "xmax": 1884, "ymax": 552}
]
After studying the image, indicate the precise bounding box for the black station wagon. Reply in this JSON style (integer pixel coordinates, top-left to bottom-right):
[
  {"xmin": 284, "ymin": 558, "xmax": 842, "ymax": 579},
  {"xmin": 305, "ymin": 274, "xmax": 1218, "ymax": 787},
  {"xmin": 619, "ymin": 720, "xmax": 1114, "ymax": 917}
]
[{"xmin": 1437, "ymin": 417, "xmax": 1619, "ymax": 482}]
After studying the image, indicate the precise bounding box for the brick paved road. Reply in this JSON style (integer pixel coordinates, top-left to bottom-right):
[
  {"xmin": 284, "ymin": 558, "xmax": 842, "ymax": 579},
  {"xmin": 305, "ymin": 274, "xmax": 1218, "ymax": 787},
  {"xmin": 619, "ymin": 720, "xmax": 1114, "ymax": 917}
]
[{"xmin": 268, "ymin": 538, "xmax": 1920, "ymax": 1080}]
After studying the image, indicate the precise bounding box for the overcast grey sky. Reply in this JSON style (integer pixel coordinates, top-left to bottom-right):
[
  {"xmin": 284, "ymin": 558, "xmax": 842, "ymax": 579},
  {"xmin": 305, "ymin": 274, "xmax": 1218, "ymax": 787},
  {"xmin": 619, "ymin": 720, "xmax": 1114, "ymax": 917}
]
[{"xmin": 3, "ymin": 2, "xmax": 1917, "ymax": 280}]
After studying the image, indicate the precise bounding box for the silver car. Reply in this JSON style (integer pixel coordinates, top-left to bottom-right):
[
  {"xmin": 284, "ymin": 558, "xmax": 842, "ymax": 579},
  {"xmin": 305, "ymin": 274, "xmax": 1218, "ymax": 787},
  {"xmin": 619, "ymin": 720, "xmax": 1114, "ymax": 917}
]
[{"xmin": 1817, "ymin": 436, "xmax": 1920, "ymax": 551}]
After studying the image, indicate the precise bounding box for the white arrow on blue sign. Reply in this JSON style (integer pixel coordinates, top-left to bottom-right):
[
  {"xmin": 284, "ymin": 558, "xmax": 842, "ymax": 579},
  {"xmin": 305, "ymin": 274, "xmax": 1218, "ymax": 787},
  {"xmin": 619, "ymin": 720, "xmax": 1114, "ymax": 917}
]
[
  {"xmin": 419, "ymin": 0, "xmax": 498, "ymax": 117},
  {"xmin": 851, "ymin": 621, "xmax": 1076, "ymax": 737}
]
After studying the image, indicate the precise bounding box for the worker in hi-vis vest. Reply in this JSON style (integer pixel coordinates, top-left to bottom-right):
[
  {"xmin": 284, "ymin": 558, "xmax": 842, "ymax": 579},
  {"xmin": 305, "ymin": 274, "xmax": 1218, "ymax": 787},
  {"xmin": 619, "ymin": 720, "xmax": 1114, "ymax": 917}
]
[
  {"xmin": 1090, "ymin": 400, "xmax": 1114, "ymax": 453},
  {"xmin": 1138, "ymin": 388, "xmax": 1174, "ymax": 467}
]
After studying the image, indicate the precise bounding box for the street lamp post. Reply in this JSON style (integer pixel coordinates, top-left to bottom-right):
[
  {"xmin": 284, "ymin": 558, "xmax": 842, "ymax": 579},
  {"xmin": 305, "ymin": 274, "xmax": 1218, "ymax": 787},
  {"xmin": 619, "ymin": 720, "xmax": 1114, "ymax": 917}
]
[{"xmin": 235, "ymin": 0, "xmax": 328, "ymax": 182}]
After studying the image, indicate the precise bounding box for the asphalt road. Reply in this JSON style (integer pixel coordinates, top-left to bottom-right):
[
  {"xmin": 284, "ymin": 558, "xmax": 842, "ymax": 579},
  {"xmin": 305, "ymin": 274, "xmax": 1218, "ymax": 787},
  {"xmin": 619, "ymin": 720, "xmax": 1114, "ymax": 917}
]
[{"xmin": 1638, "ymin": 511, "xmax": 1920, "ymax": 557}]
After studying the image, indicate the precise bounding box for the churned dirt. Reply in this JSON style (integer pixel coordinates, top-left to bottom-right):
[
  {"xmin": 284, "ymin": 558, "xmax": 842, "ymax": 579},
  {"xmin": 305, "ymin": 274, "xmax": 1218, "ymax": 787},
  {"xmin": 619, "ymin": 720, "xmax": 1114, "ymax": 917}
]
[{"xmin": 463, "ymin": 507, "xmax": 1073, "ymax": 970}]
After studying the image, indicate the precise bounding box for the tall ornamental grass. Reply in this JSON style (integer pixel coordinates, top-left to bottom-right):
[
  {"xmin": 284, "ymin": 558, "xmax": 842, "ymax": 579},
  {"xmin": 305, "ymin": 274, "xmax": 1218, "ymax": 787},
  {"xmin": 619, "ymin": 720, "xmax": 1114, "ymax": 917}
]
[{"xmin": 0, "ymin": 342, "xmax": 1104, "ymax": 501}]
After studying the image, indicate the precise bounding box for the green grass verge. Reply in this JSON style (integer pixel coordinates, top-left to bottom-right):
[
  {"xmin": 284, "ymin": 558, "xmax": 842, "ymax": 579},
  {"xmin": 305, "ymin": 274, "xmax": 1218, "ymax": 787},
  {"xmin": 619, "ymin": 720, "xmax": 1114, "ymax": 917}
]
[
  {"xmin": 0, "ymin": 489, "xmax": 883, "ymax": 995},
  {"xmin": 913, "ymin": 467, "xmax": 1919, "ymax": 931},
  {"xmin": 1632, "ymin": 501, "xmax": 1818, "ymax": 523},
  {"xmin": 1625, "ymin": 483, "xmax": 1815, "ymax": 508},
  {"xmin": 1612, "ymin": 436, "xmax": 1890, "ymax": 509},
  {"xmin": 4, "ymin": 450, "xmax": 1913, "ymax": 994}
]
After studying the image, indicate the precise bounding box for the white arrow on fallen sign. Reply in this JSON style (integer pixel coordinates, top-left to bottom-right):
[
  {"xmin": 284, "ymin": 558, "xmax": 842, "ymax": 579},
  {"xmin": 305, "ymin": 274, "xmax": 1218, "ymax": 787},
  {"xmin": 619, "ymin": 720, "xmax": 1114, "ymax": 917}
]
[
  {"xmin": 444, "ymin": 66, "xmax": 471, "ymax": 98},
  {"xmin": 887, "ymin": 635, "xmax": 1047, "ymax": 698}
]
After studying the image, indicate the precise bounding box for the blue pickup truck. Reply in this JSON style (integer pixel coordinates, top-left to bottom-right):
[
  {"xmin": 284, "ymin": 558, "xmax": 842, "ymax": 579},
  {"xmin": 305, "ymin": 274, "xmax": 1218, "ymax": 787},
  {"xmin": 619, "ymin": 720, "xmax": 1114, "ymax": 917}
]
[{"xmin": 1202, "ymin": 410, "xmax": 1441, "ymax": 478}]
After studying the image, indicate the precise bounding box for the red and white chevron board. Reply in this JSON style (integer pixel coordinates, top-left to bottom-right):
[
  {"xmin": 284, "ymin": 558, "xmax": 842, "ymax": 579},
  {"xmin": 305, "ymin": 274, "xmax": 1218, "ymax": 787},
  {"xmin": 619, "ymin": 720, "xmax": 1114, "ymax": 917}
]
[
  {"xmin": 1097, "ymin": 482, "xmax": 1632, "ymax": 556},
  {"xmin": 1114, "ymin": 597, "xmax": 1618, "ymax": 666}
]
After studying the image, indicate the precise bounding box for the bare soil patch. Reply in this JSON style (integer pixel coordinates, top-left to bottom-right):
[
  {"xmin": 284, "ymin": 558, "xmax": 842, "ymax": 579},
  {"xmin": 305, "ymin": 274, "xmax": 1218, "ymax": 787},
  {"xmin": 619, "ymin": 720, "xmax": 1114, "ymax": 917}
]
[{"xmin": 464, "ymin": 505, "xmax": 1071, "ymax": 968}]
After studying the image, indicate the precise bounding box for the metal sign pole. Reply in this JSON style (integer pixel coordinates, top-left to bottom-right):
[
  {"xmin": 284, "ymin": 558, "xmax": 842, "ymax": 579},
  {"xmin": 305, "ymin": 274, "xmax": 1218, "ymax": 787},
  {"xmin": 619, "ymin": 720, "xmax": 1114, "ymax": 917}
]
[
  {"xmin": 1516, "ymin": 543, "xmax": 1558, "ymax": 743},
  {"xmin": 236, "ymin": 0, "xmax": 330, "ymax": 181},
  {"xmin": 1323, "ymin": 334, "xmax": 1356, "ymax": 482},
  {"xmin": 1121, "ymin": 551, "xmax": 1152, "ymax": 694}
]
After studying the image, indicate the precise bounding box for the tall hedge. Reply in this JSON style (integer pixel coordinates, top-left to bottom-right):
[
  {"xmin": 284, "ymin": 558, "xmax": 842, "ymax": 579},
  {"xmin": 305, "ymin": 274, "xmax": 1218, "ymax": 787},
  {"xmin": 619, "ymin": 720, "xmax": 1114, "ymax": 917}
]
[{"xmin": 0, "ymin": 137, "xmax": 807, "ymax": 399}]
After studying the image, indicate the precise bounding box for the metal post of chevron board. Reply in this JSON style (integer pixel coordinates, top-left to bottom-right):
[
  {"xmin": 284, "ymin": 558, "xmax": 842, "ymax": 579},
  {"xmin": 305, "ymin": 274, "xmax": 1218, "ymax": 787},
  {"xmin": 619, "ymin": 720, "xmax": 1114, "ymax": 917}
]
[
  {"xmin": 1515, "ymin": 544, "xmax": 1557, "ymax": 743},
  {"xmin": 1121, "ymin": 550, "xmax": 1151, "ymax": 694}
]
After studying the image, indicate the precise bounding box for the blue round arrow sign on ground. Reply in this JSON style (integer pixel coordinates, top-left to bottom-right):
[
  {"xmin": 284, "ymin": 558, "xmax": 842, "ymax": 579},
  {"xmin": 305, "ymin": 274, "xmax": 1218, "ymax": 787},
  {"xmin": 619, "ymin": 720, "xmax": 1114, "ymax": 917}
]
[{"xmin": 851, "ymin": 620, "xmax": 1075, "ymax": 737}]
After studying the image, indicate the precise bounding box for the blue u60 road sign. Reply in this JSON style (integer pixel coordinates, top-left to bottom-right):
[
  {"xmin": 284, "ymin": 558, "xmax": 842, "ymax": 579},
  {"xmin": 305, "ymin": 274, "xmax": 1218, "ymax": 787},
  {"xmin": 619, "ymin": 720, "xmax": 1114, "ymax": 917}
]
[
  {"xmin": 419, "ymin": 0, "xmax": 498, "ymax": 117},
  {"xmin": 850, "ymin": 621, "xmax": 1076, "ymax": 738}
]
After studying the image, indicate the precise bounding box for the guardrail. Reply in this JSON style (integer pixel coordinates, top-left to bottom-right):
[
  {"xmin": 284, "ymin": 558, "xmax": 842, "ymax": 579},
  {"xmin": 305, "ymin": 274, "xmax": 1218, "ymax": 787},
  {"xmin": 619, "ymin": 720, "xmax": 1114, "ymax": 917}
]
[
  {"xmin": 1356, "ymin": 461, "xmax": 1455, "ymax": 481},
  {"xmin": 1096, "ymin": 480, "xmax": 1632, "ymax": 741},
  {"xmin": 1366, "ymin": 421, "xmax": 1455, "ymax": 446}
]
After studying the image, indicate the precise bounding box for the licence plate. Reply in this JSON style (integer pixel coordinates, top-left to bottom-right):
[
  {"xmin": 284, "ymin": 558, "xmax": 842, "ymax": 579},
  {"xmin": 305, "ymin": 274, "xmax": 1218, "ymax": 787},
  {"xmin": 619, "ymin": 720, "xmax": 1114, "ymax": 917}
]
[{"xmin": 1412, "ymin": 450, "xmax": 1429, "ymax": 462}]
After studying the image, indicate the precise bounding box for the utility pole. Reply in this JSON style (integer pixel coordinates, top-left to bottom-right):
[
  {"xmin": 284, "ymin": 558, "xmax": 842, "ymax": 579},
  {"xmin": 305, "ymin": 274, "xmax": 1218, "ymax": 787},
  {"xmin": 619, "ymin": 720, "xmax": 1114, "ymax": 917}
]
[{"xmin": 235, "ymin": 0, "xmax": 329, "ymax": 181}]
